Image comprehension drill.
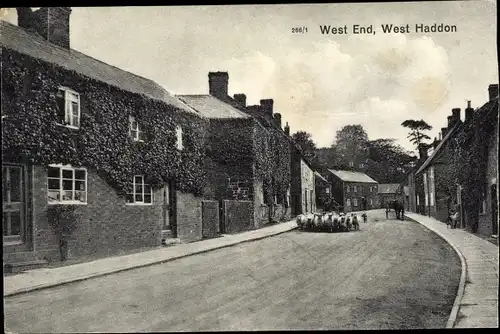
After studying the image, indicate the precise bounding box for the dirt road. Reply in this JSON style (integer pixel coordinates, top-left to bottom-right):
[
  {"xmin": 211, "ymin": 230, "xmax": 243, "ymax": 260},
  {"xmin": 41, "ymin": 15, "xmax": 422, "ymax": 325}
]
[{"xmin": 4, "ymin": 210, "xmax": 461, "ymax": 331}]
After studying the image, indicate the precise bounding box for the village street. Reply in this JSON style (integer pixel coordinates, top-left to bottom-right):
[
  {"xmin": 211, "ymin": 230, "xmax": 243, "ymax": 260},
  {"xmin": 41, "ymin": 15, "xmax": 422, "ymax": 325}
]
[{"xmin": 4, "ymin": 210, "xmax": 461, "ymax": 332}]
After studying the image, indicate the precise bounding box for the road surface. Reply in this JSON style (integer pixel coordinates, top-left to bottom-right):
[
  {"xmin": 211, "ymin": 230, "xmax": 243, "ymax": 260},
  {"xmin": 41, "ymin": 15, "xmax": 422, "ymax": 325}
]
[{"xmin": 4, "ymin": 210, "xmax": 461, "ymax": 332}]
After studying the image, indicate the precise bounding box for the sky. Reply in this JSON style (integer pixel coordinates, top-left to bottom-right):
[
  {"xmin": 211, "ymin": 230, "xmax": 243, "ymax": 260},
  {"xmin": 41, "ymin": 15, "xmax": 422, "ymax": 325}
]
[{"xmin": 1, "ymin": 2, "xmax": 498, "ymax": 152}]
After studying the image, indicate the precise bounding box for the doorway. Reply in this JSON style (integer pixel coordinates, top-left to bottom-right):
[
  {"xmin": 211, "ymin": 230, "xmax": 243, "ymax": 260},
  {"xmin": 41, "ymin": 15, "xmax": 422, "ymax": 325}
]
[
  {"xmin": 2, "ymin": 165, "xmax": 25, "ymax": 244},
  {"xmin": 162, "ymin": 181, "xmax": 177, "ymax": 238}
]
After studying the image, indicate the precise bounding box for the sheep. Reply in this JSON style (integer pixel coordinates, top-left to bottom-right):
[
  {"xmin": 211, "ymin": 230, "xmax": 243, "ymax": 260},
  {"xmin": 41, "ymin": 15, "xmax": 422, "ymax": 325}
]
[{"xmin": 351, "ymin": 213, "xmax": 359, "ymax": 231}]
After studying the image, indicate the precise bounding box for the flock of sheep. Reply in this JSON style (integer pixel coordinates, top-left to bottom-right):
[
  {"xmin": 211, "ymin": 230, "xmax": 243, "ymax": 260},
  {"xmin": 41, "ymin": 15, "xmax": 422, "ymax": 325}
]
[{"xmin": 295, "ymin": 212, "xmax": 367, "ymax": 233}]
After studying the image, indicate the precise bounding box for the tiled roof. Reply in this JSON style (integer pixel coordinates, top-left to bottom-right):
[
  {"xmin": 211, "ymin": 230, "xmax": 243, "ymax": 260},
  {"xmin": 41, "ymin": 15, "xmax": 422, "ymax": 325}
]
[
  {"xmin": 0, "ymin": 20, "xmax": 197, "ymax": 114},
  {"xmin": 378, "ymin": 183, "xmax": 401, "ymax": 194},
  {"xmin": 327, "ymin": 170, "xmax": 378, "ymax": 183},
  {"xmin": 176, "ymin": 95, "xmax": 251, "ymax": 119}
]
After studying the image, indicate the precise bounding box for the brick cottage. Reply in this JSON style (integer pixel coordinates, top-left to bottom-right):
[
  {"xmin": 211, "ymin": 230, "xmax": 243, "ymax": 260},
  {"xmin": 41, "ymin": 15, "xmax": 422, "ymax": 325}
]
[{"xmin": 2, "ymin": 8, "xmax": 207, "ymax": 269}]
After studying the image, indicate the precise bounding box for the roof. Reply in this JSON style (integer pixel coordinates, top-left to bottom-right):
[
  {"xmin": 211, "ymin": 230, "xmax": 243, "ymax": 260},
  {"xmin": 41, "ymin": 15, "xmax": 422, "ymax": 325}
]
[
  {"xmin": 0, "ymin": 20, "xmax": 197, "ymax": 114},
  {"xmin": 378, "ymin": 184, "xmax": 401, "ymax": 194},
  {"xmin": 176, "ymin": 95, "xmax": 251, "ymax": 119},
  {"xmin": 314, "ymin": 171, "xmax": 328, "ymax": 183},
  {"xmin": 416, "ymin": 121, "xmax": 461, "ymax": 175},
  {"xmin": 327, "ymin": 170, "xmax": 378, "ymax": 183}
]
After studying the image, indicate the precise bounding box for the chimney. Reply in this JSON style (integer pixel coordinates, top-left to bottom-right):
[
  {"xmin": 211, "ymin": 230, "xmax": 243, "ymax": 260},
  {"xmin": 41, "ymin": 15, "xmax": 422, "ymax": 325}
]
[
  {"xmin": 452, "ymin": 108, "xmax": 461, "ymax": 124},
  {"xmin": 233, "ymin": 94, "xmax": 246, "ymax": 107},
  {"xmin": 260, "ymin": 99, "xmax": 274, "ymax": 117},
  {"xmin": 441, "ymin": 127, "xmax": 448, "ymax": 139},
  {"xmin": 284, "ymin": 122, "xmax": 290, "ymax": 136},
  {"xmin": 465, "ymin": 100, "xmax": 474, "ymax": 122},
  {"xmin": 447, "ymin": 115, "xmax": 454, "ymax": 129},
  {"xmin": 418, "ymin": 143, "xmax": 428, "ymax": 161},
  {"xmin": 274, "ymin": 113, "xmax": 282, "ymax": 129},
  {"xmin": 438, "ymin": 132, "xmax": 442, "ymax": 141},
  {"xmin": 17, "ymin": 7, "xmax": 72, "ymax": 49},
  {"xmin": 488, "ymin": 84, "xmax": 499, "ymax": 101},
  {"xmin": 208, "ymin": 72, "xmax": 229, "ymax": 98}
]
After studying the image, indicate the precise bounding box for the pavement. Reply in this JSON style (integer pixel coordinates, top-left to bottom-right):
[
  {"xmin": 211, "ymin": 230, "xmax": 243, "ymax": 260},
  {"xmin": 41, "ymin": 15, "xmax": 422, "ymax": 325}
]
[
  {"xmin": 3, "ymin": 219, "xmax": 298, "ymax": 297},
  {"xmin": 405, "ymin": 212, "xmax": 499, "ymax": 329},
  {"xmin": 4, "ymin": 210, "xmax": 460, "ymax": 331}
]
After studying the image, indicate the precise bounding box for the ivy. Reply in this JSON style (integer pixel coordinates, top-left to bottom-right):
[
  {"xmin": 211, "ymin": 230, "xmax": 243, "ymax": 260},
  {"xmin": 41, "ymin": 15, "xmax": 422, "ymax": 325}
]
[
  {"xmin": 2, "ymin": 48, "xmax": 206, "ymax": 196},
  {"xmin": 457, "ymin": 100, "xmax": 498, "ymax": 231}
]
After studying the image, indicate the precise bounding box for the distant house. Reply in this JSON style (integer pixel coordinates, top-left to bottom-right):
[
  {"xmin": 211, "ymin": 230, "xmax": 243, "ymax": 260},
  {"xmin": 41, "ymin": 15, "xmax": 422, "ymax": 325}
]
[
  {"xmin": 2, "ymin": 8, "xmax": 206, "ymax": 269},
  {"xmin": 178, "ymin": 72, "xmax": 295, "ymax": 232},
  {"xmin": 325, "ymin": 170, "xmax": 378, "ymax": 212},
  {"xmin": 290, "ymin": 147, "xmax": 316, "ymax": 215},
  {"xmin": 315, "ymin": 171, "xmax": 333, "ymax": 212},
  {"xmin": 378, "ymin": 184, "xmax": 404, "ymax": 208}
]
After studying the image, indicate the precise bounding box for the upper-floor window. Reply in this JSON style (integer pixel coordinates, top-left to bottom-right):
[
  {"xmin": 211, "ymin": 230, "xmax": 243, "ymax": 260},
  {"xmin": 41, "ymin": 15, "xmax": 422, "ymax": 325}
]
[
  {"xmin": 47, "ymin": 165, "xmax": 87, "ymax": 204},
  {"xmin": 353, "ymin": 185, "xmax": 358, "ymax": 192},
  {"xmin": 346, "ymin": 186, "xmax": 350, "ymax": 192},
  {"xmin": 129, "ymin": 116, "xmax": 145, "ymax": 142},
  {"xmin": 325, "ymin": 188, "xmax": 330, "ymax": 194},
  {"xmin": 369, "ymin": 186, "xmax": 373, "ymax": 193},
  {"xmin": 126, "ymin": 175, "xmax": 152, "ymax": 205},
  {"xmin": 353, "ymin": 198, "xmax": 358, "ymax": 207},
  {"xmin": 349, "ymin": 161, "xmax": 354, "ymax": 167},
  {"xmin": 346, "ymin": 199, "xmax": 351, "ymax": 207},
  {"xmin": 176, "ymin": 125, "xmax": 183, "ymax": 150},
  {"xmin": 56, "ymin": 87, "xmax": 80, "ymax": 129}
]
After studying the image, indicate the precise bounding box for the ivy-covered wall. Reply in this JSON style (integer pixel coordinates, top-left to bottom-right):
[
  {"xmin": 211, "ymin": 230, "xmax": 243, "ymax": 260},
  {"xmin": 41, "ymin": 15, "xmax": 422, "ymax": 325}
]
[{"xmin": 1, "ymin": 48, "xmax": 207, "ymax": 197}]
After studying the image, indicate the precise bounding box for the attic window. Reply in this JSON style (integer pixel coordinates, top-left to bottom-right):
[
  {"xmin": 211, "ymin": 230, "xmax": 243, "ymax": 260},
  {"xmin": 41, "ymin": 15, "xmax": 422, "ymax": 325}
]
[
  {"xmin": 56, "ymin": 87, "xmax": 80, "ymax": 129},
  {"xmin": 129, "ymin": 116, "xmax": 145, "ymax": 142}
]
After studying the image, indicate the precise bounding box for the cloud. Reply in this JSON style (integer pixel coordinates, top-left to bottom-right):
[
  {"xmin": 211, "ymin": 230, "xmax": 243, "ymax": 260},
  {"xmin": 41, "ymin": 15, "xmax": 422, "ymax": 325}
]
[{"xmin": 223, "ymin": 33, "xmax": 451, "ymax": 151}]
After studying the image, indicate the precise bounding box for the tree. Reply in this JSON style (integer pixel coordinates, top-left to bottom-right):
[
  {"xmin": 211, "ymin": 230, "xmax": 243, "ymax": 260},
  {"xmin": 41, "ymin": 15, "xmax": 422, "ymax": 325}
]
[
  {"xmin": 365, "ymin": 138, "xmax": 416, "ymax": 183},
  {"xmin": 332, "ymin": 125, "xmax": 369, "ymax": 169},
  {"xmin": 292, "ymin": 131, "xmax": 317, "ymax": 163},
  {"xmin": 401, "ymin": 119, "xmax": 433, "ymax": 149}
]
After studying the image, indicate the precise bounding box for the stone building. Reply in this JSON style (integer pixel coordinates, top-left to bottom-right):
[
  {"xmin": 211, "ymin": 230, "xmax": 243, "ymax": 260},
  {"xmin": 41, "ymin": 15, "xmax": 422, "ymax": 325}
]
[
  {"xmin": 378, "ymin": 183, "xmax": 404, "ymax": 208},
  {"xmin": 325, "ymin": 170, "xmax": 378, "ymax": 212}
]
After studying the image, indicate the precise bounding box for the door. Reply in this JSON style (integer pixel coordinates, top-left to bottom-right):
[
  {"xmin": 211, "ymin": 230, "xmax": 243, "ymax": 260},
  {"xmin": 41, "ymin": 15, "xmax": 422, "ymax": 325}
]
[
  {"xmin": 492, "ymin": 184, "xmax": 498, "ymax": 236},
  {"xmin": 3, "ymin": 165, "xmax": 24, "ymax": 243},
  {"xmin": 162, "ymin": 181, "xmax": 177, "ymax": 237}
]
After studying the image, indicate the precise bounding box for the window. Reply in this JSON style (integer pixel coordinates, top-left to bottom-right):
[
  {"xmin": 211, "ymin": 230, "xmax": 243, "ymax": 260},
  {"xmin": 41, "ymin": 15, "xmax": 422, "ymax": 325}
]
[
  {"xmin": 56, "ymin": 87, "xmax": 80, "ymax": 129},
  {"xmin": 369, "ymin": 198, "xmax": 373, "ymax": 206},
  {"xmin": 127, "ymin": 175, "xmax": 152, "ymax": 204},
  {"xmin": 176, "ymin": 125, "xmax": 183, "ymax": 150},
  {"xmin": 359, "ymin": 163, "xmax": 364, "ymax": 168},
  {"xmin": 354, "ymin": 185, "xmax": 357, "ymax": 193},
  {"xmin": 349, "ymin": 161, "xmax": 354, "ymax": 167},
  {"xmin": 325, "ymin": 187, "xmax": 330, "ymax": 194},
  {"xmin": 346, "ymin": 199, "xmax": 351, "ymax": 207},
  {"xmin": 47, "ymin": 165, "xmax": 87, "ymax": 204},
  {"xmin": 346, "ymin": 186, "xmax": 350, "ymax": 192},
  {"xmin": 129, "ymin": 116, "xmax": 145, "ymax": 142},
  {"xmin": 369, "ymin": 186, "xmax": 373, "ymax": 193},
  {"xmin": 353, "ymin": 198, "xmax": 358, "ymax": 207}
]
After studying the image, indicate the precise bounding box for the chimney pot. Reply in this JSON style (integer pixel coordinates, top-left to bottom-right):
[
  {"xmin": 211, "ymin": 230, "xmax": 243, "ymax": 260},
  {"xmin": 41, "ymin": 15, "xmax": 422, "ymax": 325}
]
[
  {"xmin": 488, "ymin": 84, "xmax": 499, "ymax": 101},
  {"xmin": 465, "ymin": 100, "xmax": 474, "ymax": 122},
  {"xmin": 284, "ymin": 122, "xmax": 290, "ymax": 136},
  {"xmin": 17, "ymin": 7, "xmax": 72, "ymax": 49},
  {"xmin": 208, "ymin": 72, "xmax": 229, "ymax": 98},
  {"xmin": 233, "ymin": 93, "xmax": 246, "ymax": 107}
]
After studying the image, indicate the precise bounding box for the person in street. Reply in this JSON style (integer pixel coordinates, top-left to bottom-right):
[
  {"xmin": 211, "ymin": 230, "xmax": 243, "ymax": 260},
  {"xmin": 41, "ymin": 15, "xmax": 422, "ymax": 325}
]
[{"xmin": 449, "ymin": 200, "xmax": 459, "ymax": 229}]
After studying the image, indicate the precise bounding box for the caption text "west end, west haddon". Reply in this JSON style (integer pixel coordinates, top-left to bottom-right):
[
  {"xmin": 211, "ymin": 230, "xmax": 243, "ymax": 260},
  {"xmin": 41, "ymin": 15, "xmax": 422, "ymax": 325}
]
[{"xmin": 291, "ymin": 23, "xmax": 457, "ymax": 35}]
